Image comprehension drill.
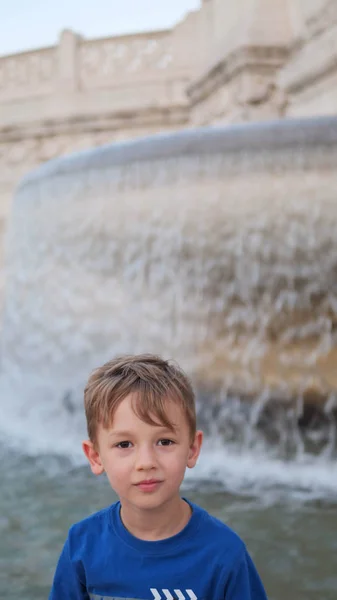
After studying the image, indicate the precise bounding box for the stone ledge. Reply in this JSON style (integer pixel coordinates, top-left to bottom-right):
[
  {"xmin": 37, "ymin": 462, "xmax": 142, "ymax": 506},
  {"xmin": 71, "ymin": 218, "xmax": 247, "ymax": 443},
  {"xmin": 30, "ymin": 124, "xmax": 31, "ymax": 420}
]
[
  {"xmin": 0, "ymin": 105, "xmax": 189, "ymax": 143},
  {"xmin": 306, "ymin": 0, "xmax": 337, "ymax": 40},
  {"xmin": 279, "ymin": 25, "xmax": 337, "ymax": 95},
  {"xmin": 187, "ymin": 45, "xmax": 289, "ymax": 106}
]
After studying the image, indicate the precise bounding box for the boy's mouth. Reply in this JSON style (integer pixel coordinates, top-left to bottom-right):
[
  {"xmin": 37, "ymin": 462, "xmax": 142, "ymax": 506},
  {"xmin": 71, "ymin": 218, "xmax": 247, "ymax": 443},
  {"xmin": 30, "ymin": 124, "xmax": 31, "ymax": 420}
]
[{"xmin": 135, "ymin": 479, "xmax": 163, "ymax": 492}]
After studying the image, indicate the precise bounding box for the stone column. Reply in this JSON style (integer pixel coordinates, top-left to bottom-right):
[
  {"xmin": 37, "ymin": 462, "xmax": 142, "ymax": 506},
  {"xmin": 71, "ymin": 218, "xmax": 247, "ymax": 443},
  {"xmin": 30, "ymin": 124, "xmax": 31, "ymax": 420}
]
[{"xmin": 56, "ymin": 29, "xmax": 80, "ymax": 92}]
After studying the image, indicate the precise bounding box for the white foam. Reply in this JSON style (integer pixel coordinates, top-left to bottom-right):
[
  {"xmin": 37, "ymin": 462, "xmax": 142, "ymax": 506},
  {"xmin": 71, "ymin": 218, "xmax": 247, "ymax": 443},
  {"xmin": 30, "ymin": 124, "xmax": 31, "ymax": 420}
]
[
  {"xmin": 1, "ymin": 400, "xmax": 336, "ymax": 502},
  {"xmin": 185, "ymin": 440, "xmax": 337, "ymax": 502}
]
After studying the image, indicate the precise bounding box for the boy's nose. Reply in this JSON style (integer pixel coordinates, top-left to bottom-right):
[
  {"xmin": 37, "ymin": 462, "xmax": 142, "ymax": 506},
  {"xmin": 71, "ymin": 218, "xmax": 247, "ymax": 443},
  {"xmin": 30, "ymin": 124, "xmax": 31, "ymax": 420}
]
[{"xmin": 135, "ymin": 445, "xmax": 157, "ymax": 471}]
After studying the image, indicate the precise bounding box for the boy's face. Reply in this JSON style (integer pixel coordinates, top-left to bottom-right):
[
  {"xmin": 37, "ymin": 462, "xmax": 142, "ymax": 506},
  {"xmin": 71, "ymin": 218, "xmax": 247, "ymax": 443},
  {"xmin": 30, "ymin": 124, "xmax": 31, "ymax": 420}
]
[{"xmin": 83, "ymin": 394, "xmax": 203, "ymax": 512}]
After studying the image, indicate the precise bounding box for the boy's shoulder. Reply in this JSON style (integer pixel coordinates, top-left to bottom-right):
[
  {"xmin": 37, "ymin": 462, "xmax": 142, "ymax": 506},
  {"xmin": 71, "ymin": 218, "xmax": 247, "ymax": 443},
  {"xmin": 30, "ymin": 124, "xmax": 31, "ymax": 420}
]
[
  {"xmin": 190, "ymin": 500, "xmax": 244, "ymax": 556},
  {"xmin": 67, "ymin": 503, "xmax": 114, "ymax": 545}
]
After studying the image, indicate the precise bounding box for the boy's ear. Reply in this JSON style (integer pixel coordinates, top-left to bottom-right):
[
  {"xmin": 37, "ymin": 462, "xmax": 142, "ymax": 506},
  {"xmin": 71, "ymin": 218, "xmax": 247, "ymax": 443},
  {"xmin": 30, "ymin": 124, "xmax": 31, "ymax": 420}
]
[
  {"xmin": 187, "ymin": 430, "xmax": 203, "ymax": 469},
  {"xmin": 82, "ymin": 440, "xmax": 105, "ymax": 475}
]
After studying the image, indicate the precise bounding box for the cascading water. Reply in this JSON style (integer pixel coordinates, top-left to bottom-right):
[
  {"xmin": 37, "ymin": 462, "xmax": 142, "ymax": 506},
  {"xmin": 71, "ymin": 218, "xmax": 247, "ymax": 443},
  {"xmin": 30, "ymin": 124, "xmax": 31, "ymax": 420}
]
[{"xmin": 1, "ymin": 116, "xmax": 337, "ymax": 498}]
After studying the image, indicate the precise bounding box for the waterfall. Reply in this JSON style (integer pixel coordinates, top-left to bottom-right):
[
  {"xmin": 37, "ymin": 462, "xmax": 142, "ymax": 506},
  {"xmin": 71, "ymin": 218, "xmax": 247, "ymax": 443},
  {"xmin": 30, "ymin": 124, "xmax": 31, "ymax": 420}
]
[{"xmin": 1, "ymin": 117, "xmax": 337, "ymax": 495}]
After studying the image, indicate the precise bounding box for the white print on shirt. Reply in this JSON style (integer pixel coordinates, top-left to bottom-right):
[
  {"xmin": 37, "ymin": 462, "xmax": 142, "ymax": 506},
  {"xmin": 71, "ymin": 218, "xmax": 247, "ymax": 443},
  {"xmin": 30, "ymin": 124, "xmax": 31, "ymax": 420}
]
[{"xmin": 150, "ymin": 589, "xmax": 197, "ymax": 600}]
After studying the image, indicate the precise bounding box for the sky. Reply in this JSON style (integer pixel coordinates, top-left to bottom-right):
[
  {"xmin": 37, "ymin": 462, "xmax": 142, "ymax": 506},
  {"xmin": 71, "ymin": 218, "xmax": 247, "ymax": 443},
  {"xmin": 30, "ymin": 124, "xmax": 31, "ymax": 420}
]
[{"xmin": 0, "ymin": 0, "xmax": 201, "ymax": 56}]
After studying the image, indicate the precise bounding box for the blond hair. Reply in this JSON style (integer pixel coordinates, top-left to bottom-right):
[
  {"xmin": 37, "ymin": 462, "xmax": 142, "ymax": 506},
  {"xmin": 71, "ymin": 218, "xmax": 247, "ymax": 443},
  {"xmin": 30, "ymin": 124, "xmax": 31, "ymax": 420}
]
[{"xmin": 84, "ymin": 354, "xmax": 196, "ymax": 446}]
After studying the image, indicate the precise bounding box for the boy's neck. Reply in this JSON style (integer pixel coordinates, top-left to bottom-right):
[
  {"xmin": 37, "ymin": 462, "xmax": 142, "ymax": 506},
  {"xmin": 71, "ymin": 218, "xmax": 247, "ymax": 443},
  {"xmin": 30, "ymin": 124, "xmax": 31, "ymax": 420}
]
[{"xmin": 120, "ymin": 496, "xmax": 192, "ymax": 541}]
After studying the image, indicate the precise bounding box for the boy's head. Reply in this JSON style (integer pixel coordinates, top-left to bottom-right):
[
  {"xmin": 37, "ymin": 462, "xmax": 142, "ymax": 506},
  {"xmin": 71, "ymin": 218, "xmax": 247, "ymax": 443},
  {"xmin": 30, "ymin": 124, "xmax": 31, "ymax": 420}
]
[
  {"xmin": 82, "ymin": 354, "xmax": 202, "ymax": 511},
  {"xmin": 84, "ymin": 353, "xmax": 196, "ymax": 448}
]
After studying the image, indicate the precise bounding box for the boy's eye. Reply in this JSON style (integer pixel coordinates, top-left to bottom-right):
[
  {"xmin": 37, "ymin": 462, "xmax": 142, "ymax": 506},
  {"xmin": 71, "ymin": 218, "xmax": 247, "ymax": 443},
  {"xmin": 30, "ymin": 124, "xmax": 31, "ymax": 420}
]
[
  {"xmin": 158, "ymin": 439, "xmax": 174, "ymax": 446},
  {"xmin": 116, "ymin": 441, "xmax": 132, "ymax": 449}
]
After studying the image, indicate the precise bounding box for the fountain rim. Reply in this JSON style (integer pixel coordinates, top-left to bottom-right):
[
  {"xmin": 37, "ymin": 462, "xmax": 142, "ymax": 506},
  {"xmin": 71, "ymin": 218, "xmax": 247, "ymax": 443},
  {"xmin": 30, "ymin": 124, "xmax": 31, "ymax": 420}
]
[{"xmin": 19, "ymin": 115, "xmax": 337, "ymax": 189}]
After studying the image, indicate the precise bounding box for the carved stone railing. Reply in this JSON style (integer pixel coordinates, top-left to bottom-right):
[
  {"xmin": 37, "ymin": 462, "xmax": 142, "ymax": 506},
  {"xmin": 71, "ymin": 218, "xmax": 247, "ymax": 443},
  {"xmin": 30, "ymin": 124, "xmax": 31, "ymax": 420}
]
[
  {"xmin": 0, "ymin": 28, "xmax": 183, "ymax": 103},
  {"xmin": 0, "ymin": 47, "xmax": 56, "ymax": 101},
  {"xmin": 79, "ymin": 31, "xmax": 177, "ymax": 89}
]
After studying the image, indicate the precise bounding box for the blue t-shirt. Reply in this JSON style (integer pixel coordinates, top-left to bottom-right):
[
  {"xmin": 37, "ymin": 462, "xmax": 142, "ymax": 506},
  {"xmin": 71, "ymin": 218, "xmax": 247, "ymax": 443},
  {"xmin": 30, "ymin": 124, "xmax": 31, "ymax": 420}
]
[{"xmin": 49, "ymin": 500, "xmax": 268, "ymax": 599}]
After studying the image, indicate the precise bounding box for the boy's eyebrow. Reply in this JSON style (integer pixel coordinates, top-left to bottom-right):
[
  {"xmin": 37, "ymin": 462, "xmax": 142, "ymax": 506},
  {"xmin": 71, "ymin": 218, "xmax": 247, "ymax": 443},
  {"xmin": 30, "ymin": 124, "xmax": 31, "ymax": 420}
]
[{"xmin": 108, "ymin": 430, "xmax": 133, "ymax": 438}]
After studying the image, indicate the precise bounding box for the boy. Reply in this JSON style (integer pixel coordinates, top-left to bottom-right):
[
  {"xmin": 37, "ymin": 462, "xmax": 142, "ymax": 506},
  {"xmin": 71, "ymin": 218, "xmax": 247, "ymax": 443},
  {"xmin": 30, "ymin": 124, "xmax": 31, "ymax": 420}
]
[{"xmin": 50, "ymin": 354, "xmax": 268, "ymax": 599}]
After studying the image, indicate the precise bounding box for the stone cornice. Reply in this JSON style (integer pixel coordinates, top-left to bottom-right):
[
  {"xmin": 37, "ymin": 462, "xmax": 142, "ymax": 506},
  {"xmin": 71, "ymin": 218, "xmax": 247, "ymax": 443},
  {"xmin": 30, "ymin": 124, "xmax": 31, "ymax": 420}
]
[
  {"xmin": 0, "ymin": 105, "xmax": 189, "ymax": 143},
  {"xmin": 187, "ymin": 45, "xmax": 289, "ymax": 105}
]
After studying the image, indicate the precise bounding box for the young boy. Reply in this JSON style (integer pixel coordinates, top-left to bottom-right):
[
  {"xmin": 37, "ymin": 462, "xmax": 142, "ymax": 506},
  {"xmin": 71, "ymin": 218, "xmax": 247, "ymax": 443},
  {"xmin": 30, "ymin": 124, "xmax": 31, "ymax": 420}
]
[{"xmin": 50, "ymin": 354, "xmax": 268, "ymax": 599}]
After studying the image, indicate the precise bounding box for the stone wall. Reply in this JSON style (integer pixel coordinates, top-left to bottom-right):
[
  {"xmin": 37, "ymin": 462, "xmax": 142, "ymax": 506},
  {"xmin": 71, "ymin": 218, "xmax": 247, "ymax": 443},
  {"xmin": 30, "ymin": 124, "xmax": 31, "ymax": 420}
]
[
  {"xmin": 279, "ymin": 0, "xmax": 337, "ymax": 116},
  {"xmin": 0, "ymin": 0, "xmax": 337, "ymax": 295}
]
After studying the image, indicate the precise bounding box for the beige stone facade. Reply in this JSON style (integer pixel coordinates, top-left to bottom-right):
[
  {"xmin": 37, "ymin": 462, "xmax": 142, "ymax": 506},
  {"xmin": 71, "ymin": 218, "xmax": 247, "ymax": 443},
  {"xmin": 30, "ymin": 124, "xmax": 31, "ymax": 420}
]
[{"xmin": 0, "ymin": 0, "xmax": 337, "ymax": 272}]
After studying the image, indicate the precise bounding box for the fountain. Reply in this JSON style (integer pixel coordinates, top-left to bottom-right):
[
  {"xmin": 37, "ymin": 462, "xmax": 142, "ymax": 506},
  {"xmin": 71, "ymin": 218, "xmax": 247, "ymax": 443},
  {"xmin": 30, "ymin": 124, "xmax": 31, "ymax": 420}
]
[{"xmin": 1, "ymin": 116, "xmax": 337, "ymax": 459}]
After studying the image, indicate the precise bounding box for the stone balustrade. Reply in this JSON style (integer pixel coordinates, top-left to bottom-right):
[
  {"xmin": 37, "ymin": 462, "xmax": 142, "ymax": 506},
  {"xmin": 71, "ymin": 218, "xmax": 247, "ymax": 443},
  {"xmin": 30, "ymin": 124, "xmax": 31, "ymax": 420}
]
[
  {"xmin": 0, "ymin": 47, "xmax": 56, "ymax": 101},
  {"xmin": 0, "ymin": 28, "xmax": 186, "ymax": 103}
]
